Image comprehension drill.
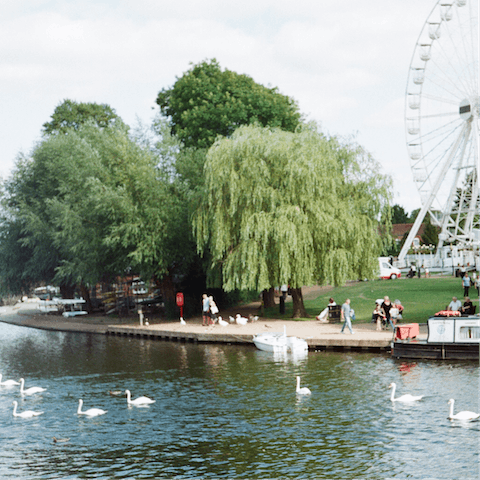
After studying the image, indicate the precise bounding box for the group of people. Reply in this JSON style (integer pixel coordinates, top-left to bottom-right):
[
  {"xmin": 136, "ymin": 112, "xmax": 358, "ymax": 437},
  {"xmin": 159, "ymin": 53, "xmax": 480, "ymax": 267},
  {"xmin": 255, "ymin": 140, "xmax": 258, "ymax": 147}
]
[
  {"xmin": 460, "ymin": 272, "xmax": 480, "ymax": 298},
  {"xmin": 406, "ymin": 264, "xmax": 430, "ymax": 278},
  {"xmin": 316, "ymin": 296, "xmax": 403, "ymax": 334},
  {"xmin": 372, "ymin": 296, "xmax": 403, "ymax": 331},
  {"xmin": 447, "ymin": 296, "xmax": 475, "ymax": 315},
  {"xmin": 201, "ymin": 293, "xmax": 219, "ymax": 326}
]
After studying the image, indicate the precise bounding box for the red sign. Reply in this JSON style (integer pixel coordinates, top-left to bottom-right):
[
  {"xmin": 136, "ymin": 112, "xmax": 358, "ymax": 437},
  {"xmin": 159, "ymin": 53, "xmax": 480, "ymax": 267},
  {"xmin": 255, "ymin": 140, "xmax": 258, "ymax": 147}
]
[{"xmin": 176, "ymin": 292, "xmax": 184, "ymax": 307}]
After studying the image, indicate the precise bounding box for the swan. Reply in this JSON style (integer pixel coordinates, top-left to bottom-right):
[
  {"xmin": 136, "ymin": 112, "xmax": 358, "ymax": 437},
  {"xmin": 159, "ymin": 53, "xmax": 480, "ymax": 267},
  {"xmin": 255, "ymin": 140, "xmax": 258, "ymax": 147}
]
[
  {"xmin": 19, "ymin": 378, "xmax": 46, "ymax": 396},
  {"xmin": 125, "ymin": 389, "xmax": 155, "ymax": 406},
  {"xmin": 77, "ymin": 399, "xmax": 107, "ymax": 417},
  {"xmin": 108, "ymin": 390, "xmax": 124, "ymax": 396},
  {"xmin": 12, "ymin": 401, "xmax": 43, "ymax": 418},
  {"xmin": 235, "ymin": 314, "xmax": 248, "ymax": 326},
  {"xmin": 218, "ymin": 318, "xmax": 229, "ymax": 327},
  {"xmin": 180, "ymin": 317, "xmax": 186, "ymax": 325},
  {"xmin": 0, "ymin": 374, "xmax": 20, "ymax": 386},
  {"xmin": 447, "ymin": 399, "xmax": 480, "ymax": 421},
  {"xmin": 296, "ymin": 376, "xmax": 311, "ymax": 395},
  {"xmin": 229, "ymin": 316, "xmax": 235, "ymax": 324},
  {"xmin": 53, "ymin": 436, "xmax": 70, "ymax": 443},
  {"xmin": 388, "ymin": 382, "xmax": 423, "ymax": 402}
]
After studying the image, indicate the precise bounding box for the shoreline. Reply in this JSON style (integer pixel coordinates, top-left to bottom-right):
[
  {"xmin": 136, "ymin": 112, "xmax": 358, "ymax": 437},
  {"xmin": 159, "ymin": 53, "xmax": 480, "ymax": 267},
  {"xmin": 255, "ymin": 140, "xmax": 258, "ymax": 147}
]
[{"xmin": 0, "ymin": 302, "xmax": 428, "ymax": 352}]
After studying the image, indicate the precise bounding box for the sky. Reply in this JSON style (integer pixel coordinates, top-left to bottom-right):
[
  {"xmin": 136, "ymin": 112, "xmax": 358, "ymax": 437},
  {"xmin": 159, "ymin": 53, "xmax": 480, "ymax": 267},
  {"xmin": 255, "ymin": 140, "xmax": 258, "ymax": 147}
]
[{"xmin": 0, "ymin": 0, "xmax": 438, "ymax": 213}]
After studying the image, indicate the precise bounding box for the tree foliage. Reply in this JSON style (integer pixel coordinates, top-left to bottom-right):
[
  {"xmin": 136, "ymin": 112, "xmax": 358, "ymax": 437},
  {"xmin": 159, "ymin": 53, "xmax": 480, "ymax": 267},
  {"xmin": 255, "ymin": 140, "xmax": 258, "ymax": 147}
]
[
  {"xmin": 42, "ymin": 99, "xmax": 120, "ymax": 135},
  {"xmin": 391, "ymin": 204, "xmax": 410, "ymax": 224},
  {"xmin": 0, "ymin": 122, "xmax": 183, "ymax": 297},
  {"xmin": 421, "ymin": 216, "xmax": 439, "ymax": 246},
  {"xmin": 194, "ymin": 124, "xmax": 392, "ymax": 317},
  {"xmin": 156, "ymin": 59, "xmax": 302, "ymax": 149}
]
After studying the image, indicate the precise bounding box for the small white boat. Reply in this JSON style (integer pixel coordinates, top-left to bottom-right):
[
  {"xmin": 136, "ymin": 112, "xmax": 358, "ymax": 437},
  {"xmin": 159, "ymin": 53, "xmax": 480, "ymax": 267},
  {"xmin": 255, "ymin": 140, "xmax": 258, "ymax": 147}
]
[{"xmin": 253, "ymin": 326, "xmax": 308, "ymax": 353}]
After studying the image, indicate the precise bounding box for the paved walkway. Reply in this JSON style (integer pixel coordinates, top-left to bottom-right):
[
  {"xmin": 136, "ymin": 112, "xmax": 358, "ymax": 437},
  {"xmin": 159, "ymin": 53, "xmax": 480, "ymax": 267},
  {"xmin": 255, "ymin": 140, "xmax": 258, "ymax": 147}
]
[{"xmin": 0, "ymin": 302, "xmax": 428, "ymax": 351}]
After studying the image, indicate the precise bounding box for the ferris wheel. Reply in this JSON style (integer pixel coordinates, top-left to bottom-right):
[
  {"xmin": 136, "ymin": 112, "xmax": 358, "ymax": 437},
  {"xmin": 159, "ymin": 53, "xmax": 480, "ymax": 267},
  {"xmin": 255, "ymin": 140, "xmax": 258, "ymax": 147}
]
[{"xmin": 399, "ymin": 0, "xmax": 480, "ymax": 261}]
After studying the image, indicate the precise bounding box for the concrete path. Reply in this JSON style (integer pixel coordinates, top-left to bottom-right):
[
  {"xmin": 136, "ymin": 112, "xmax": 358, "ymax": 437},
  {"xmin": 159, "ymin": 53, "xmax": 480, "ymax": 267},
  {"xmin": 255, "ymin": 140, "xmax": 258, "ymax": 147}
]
[{"xmin": 0, "ymin": 302, "xmax": 428, "ymax": 352}]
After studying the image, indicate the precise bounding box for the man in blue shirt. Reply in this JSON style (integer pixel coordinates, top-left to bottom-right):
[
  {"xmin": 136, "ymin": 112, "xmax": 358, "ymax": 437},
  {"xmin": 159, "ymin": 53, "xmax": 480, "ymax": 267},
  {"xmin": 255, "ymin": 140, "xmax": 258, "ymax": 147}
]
[{"xmin": 341, "ymin": 298, "xmax": 355, "ymax": 334}]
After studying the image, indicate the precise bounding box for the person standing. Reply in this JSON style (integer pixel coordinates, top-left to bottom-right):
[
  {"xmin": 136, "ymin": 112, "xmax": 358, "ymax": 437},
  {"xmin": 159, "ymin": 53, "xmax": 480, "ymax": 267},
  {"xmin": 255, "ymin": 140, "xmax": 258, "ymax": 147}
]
[
  {"xmin": 381, "ymin": 296, "xmax": 395, "ymax": 330},
  {"xmin": 209, "ymin": 296, "xmax": 219, "ymax": 324},
  {"xmin": 340, "ymin": 298, "xmax": 354, "ymax": 334},
  {"xmin": 475, "ymin": 274, "xmax": 480, "ymax": 298},
  {"xmin": 202, "ymin": 294, "xmax": 210, "ymax": 326},
  {"xmin": 462, "ymin": 273, "xmax": 471, "ymax": 297}
]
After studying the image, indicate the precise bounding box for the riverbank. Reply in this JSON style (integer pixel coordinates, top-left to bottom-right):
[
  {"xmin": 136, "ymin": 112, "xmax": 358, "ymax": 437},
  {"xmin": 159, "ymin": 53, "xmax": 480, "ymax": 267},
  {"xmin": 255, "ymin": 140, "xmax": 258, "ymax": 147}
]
[{"xmin": 0, "ymin": 302, "xmax": 428, "ymax": 352}]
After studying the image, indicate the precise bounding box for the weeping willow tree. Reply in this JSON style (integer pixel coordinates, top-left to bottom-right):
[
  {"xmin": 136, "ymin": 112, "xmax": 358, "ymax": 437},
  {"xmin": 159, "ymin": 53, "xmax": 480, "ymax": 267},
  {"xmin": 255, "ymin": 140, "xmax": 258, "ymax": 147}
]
[{"xmin": 194, "ymin": 124, "xmax": 392, "ymax": 317}]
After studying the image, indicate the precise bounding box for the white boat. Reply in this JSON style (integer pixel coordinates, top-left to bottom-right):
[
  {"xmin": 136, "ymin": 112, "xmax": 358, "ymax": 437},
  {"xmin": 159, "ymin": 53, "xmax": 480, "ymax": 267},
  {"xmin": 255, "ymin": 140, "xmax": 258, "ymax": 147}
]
[{"xmin": 253, "ymin": 326, "xmax": 308, "ymax": 353}]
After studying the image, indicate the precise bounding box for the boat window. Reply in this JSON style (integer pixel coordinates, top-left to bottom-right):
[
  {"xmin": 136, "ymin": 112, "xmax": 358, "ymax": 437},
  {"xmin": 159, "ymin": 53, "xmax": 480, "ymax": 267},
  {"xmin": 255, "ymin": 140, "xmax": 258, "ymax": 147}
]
[{"xmin": 458, "ymin": 326, "xmax": 480, "ymax": 339}]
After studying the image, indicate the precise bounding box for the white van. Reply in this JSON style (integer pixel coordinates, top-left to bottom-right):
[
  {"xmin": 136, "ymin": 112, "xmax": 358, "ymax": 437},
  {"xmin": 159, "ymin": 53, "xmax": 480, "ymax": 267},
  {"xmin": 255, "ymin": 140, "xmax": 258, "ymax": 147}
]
[{"xmin": 378, "ymin": 257, "xmax": 401, "ymax": 280}]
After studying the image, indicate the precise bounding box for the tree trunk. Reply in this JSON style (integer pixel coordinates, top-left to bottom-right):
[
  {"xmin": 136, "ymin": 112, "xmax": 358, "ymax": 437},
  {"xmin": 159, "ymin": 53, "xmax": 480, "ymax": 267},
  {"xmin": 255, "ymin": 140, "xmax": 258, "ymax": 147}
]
[
  {"xmin": 79, "ymin": 283, "xmax": 92, "ymax": 313},
  {"xmin": 159, "ymin": 274, "xmax": 175, "ymax": 303},
  {"xmin": 59, "ymin": 283, "xmax": 75, "ymax": 299},
  {"xmin": 262, "ymin": 288, "xmax": 276, "ymax": 308},
  {"xmin": 291, "ymin": 287, "xmax": 308, "ymax": 318}
]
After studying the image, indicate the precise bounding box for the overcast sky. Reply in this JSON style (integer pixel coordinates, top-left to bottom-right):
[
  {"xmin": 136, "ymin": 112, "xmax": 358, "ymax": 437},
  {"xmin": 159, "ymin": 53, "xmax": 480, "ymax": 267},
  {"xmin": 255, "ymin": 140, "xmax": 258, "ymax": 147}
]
[{"xmin": 0, "ymin": 0, "xmax": 437, "ymax": 213}]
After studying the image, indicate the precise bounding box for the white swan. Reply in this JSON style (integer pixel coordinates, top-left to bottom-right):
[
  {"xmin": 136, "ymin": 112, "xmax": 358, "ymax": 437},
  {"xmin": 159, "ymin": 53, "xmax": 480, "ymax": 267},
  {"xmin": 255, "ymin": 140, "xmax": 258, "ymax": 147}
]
[
  {"xmin": 125, "ymin": 389, "xmax": 155, "ymax": 406},
  {"xmin": 296, "ymin": 376, "xmax": 311, "ymax": 395},
  {"xmin": 218, "ymin": 318, "xmax": 228, "ymax": 327},
  {"xmin": 448, "ymin": 399, "xmax": 480, "ymax": 421},
  {"xmin": 388, "ymin": 382, "xmax": 423, "ymax": 402},
  {"xmin": 77, "ymin": 399, "xmax": 107, "ymax": 417},
  {"xmin": 12, "ymin": 401, "xmax": 43, "ymax": 418},
  {"xmin": 0, "ymin": 374, "xmax": 20, "ymax": 386},
  {"xmin": 235, "ymin": 314, "xmax": 248, "ymax": 326},
  {"xmin": 19, "ymin": 378, "xmax": 46, "ymax": 396},
  {"xmin": 180, "ymin": 317, "xmax": 186, "ymax": 325}
]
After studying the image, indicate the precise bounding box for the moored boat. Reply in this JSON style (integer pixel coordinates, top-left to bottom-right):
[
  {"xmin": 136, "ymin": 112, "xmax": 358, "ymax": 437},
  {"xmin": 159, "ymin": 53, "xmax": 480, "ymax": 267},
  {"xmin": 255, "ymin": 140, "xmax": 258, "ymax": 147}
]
[
  {"xmin": 253, "ymin": 326, "xmax": 308, "ymax": 353},
  {"xmin": 392, "ymin": 315, "xmax": 480, "ymax": 360}
]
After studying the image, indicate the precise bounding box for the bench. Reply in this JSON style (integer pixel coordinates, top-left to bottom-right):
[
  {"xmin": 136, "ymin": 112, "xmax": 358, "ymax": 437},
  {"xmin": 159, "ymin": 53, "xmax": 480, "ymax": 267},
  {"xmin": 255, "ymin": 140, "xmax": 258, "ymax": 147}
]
[{"xmin": 328, "ymin": 305, "xmax": 342, "ymax": 323}]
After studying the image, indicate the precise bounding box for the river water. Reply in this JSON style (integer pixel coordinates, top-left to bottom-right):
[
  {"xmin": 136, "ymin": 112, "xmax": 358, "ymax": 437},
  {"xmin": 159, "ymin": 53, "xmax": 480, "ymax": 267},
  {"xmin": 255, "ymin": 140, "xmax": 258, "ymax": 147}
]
[{"xmin": 0, "ymin": 320, "xmax": 478, "ymax": 479}]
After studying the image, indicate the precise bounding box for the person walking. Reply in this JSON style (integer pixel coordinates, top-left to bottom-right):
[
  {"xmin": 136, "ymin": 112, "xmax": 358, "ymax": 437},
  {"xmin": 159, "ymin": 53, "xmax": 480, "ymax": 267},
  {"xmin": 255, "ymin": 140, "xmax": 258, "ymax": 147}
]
[
  {"xmin": 475, "ymin": 274, "xmax": 480, "ymax": 298},
  {"xmin": 340, "ymin": 298, "xmax": 354, "ymax": 334},
  {"xmin": 462, "ymin": 273, "xmax": 471, "ymax": 297}
]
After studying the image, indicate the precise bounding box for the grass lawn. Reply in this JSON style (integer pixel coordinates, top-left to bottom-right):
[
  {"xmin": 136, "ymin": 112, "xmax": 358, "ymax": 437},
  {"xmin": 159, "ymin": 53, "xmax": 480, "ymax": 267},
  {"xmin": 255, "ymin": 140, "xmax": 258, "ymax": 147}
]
[{"xmin": 264, "ymin": 275, "xmax": 476, "ymax": 324}]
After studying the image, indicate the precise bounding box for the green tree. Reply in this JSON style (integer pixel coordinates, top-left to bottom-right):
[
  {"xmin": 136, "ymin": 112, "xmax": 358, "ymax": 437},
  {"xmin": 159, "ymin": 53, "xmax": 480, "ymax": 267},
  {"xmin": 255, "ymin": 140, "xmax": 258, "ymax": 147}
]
[
  {"xmin": 391, "ymin": 204, "xmax": 410, "ymax": 224},
  {"xmin": 156, "ymin": 59, "xmax": 302, "ymax": 149},
  {"xmin": 42, "ymin": 99, "xmax": 120, "ymax": 135},
  {"xmin": 421, "ymin": 216, "xmax": 439, "ymax": 246},
  {"xmin": 194, "ymin": 124, "xmax": 392, "ymax": 317},
  {"xmin": 409, "ymin": 208, "xmax": 420, "ymax": 223},
  {"xmin": 0, "ymin": 122, "xmax": 184, "ymax": 306}
]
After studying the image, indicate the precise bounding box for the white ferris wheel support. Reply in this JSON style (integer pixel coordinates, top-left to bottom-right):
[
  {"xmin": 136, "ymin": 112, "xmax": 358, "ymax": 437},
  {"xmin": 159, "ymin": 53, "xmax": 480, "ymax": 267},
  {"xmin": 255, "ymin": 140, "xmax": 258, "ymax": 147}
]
[{"xmin": 399, "ymin": 0, "xmax": 480, "ymax": 262}]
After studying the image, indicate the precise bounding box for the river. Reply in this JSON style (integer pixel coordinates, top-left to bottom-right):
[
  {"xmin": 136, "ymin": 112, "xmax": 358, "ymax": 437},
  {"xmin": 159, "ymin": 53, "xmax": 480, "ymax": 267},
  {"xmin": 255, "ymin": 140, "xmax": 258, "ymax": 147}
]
[{"xmin": 0, "ymin": 320, "xmax": 478, "ymax": 479}]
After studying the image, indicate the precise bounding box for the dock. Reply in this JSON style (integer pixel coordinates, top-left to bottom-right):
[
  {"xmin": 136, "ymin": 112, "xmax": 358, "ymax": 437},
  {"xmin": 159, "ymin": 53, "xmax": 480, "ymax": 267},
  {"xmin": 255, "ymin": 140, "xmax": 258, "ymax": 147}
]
[
  {"xmin": 0, "ymin": 303, "xmax": 414, "ymax": 354},
  {"xmin": 106, "ymin": 324, "xmax": 394, "ymax": 353}
]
